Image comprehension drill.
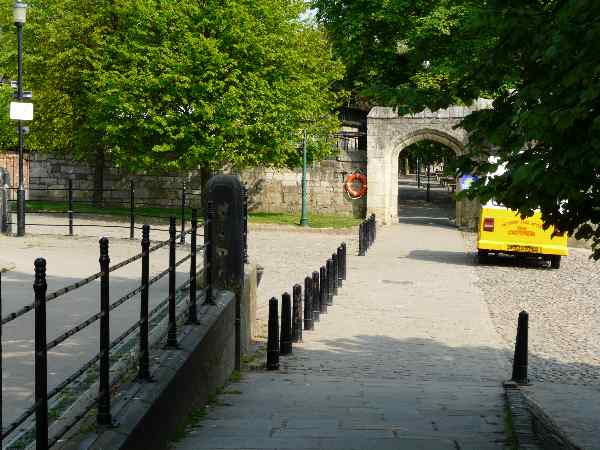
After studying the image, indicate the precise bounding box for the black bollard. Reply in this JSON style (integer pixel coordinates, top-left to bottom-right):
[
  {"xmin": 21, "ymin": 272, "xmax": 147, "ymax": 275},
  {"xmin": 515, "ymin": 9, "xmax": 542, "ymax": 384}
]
[
  {"xmin": 280, "ymin": 293, "xmax": 293, "ymax": 355},
  {"xmin": 312, "ymin": 271, "xmax": 320, "ymax": 322},
  {"xmin": 336, "ymin": 247, "xmax": 343, "ymax": 288},
  {"xmin": 332, "ymin": 253, "xmax": 339, "ymax": 296},
  {"xmin": 304, "ymin": 276, "xmax": 314, "ymax": 330},
  {"xmin": 34, "ymin": 258, "xmax": 48, "ymax": 448},
  {"xmin": 326, "ymin": 259, "xmax": 334, "ymax": 306},
  {"xmin": 98, "ymin": 238, "xmax": 113, "ymax": 426},
  {"xmin": 266, "ymin": 298, "xmax": 280, "ymax": 370},
  {"xmin": 511, "ymin": 311, "xmax": 529, "ymax": 385},
  {"xmin": 319, "ymin": 266, "xmax": 328, "ymax": 314},
  {"xmin": 341, "ymin": 243, "xmax": 347, "ymax": 280},
  {"xmin": 165, "ymin": 217, "xmax": 178, "ymax": 348},
  {"xmin": 138, "ymin": 225, "xmax": 151, "ymax": 381},
  {"xmin": 358, "ymin": 222, "xmax": 365, "ymax": 256},
  {"xmin": 292, "ymin": 284, "xmax": 302, "ymax": 343}
]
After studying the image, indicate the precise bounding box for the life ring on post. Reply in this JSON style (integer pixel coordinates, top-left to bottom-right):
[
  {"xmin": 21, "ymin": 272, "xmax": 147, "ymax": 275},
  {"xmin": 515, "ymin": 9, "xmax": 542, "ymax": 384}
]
[{"xmin": 344, "ymin": 172, "xmax": 368, "ymax": 199}]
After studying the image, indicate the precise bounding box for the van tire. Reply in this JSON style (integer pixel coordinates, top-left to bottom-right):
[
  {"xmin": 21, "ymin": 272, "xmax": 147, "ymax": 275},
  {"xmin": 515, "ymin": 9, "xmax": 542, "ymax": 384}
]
[
  {"xmin": 477, "ymin": 250, "xmax": 489, "ymax": 264},
  {"xmin": 550, "ymin": 255, "xmax": 561, "ymax": 269}
]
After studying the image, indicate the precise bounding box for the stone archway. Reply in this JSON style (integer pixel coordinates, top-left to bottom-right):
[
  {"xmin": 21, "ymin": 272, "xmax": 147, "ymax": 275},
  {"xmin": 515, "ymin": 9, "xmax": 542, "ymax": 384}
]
[{"xmin": 366, "ymin": 100, "xmax": 491, "ymax": 227}]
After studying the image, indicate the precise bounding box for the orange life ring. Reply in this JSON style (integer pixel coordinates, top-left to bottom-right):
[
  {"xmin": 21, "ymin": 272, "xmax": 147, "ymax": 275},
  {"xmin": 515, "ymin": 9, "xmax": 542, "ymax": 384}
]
[{"xmin": 344, "ymin": 173, "xmax": 367, "ymax": 199}]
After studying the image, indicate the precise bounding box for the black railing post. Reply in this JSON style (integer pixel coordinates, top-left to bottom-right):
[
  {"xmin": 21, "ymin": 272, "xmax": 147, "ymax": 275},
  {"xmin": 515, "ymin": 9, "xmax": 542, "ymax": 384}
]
[
  {"xmin": 166, "ymin": 217, "xmax": 178, "ymax": 348},
  {"xmin": 292, "ymin": 284, "xmax": 302, "ymax": 343},
  {"xmin": 242, "ymin": 184, "xmax": 249, "ymax": 263},
  {"xmin": 0, "ymin": 184, "xmax": 8, "ymax": 235},
  {"xmin": 180, "ymin": 182, "xmax": 186, "ymax": 244},
  {"xmin": 266, "ymin": 297, "xmax": 279, "ymax": 370},
  {"xmin": 332, "ymin": 253, "xmax": 339, "ymax": 296},
  {"xmin": 97, "ymin": 238, "xmax": 113, "ymax": 426},
  {"xmin": 280, "ymin": 292, "xmax": 293, "ymax": 355},
  {"xmin": 512, "ymin": 311, "xmax": 529, "ymax": 385},
  {"xmin": 319, "ymin": 266, "xmax": 328, "ymax": 314},
  {"xmin": 204, "ymin": 201, "xmax": 215, "ymax": 305},
  {"xmin": 129, "ymin": 180, "xmax": 135, "ymax": 240},
  {"xmin": 68, "ymin": 179, "xmax": 74, "ymax": 236},
  {"xmin": 34, "ymin": 258, "xmax": 48, "ymax": 449},
  {"xmin": 303, "ymin": 276, "xmax": 314, "ymax": 330},
  {"xmin": 312, "ymin": 271, "xmax": 320, "ymax": 322},
  {"xmin": 187, "ymin": 209, "xmax": 199, "ymax": 324},
  {"xmin": 327, "ymin": 259, "xmax": 334, "ymax": 305},
  {"xmin": 138, "ymin": 225, "xmax": 151, "ymax": 381}
]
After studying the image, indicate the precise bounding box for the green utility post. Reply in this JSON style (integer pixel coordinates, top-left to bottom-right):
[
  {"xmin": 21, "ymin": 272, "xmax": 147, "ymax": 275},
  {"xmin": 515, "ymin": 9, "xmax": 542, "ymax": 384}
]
[{"xmin": 300, "ymin": 129, "xmax": 309, "ymax": 227}]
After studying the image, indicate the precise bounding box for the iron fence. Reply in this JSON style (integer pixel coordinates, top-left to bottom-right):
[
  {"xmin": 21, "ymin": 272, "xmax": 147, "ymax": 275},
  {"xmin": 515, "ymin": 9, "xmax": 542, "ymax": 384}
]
[
  {"xmin": 0, "ymin": 180, "xmax": 204, "ymax": 240},
  {"xmin": 0, "ymin": 209, "xmax": 214, "ymax": 450}
]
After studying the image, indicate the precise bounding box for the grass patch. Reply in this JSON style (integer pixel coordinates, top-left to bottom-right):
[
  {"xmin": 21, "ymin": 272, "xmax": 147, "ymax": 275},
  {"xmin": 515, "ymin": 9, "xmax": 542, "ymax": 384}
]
[
  {"xmin": 248, "ymin": 212, "xmax": 361, "ymax": 229},
  {"xmin": 19, "ymin": 200, "xmax": 362, "ymax": 229}
]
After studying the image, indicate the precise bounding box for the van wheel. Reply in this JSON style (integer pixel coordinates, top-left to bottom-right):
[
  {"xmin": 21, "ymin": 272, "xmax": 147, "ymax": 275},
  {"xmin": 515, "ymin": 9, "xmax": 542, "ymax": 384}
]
[
  {"xmin": 550, "ymin": 255, "xmax": 561, "ymax": 269},
  {"xmin": 477, "ymin": 250, "xmax": 489, "ymax": 264}
]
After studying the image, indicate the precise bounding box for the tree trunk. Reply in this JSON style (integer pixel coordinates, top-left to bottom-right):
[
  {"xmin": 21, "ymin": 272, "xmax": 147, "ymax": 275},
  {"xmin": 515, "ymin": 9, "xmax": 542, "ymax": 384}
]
[{"xmin": 92, "ymin": 146, "xmax": 105, "ymax": 207}]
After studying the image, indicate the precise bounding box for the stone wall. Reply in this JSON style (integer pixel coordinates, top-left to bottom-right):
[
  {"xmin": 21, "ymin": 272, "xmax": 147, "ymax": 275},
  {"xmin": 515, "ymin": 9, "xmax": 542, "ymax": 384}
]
[{"xmin": 27, "ymin": 151, "xmax": 367, "ymax": 217}]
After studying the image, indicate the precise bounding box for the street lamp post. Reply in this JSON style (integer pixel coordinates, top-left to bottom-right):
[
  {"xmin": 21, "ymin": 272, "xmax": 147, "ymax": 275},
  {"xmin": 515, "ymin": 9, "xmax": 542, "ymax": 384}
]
[
  {"xmin": 14, "ymin": 2, "xmax": 27, "ymax": 237},
  {"xmin": 300, "ymin": 129, "xmax": 309, "ymax": 227}
]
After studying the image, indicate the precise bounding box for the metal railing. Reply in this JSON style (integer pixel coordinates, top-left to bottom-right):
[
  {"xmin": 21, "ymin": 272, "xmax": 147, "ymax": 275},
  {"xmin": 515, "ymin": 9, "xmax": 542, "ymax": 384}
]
[
  {"xmin": 0, "ymin": 180, "xmax": 204, "ymax": 241},
  {"xmin": 266, "ymin": 243, "xmax": 347, "ymax": 369},
  {"xmin": 0, "ymin": 209, "xmax": 215, "ymax": 450}
]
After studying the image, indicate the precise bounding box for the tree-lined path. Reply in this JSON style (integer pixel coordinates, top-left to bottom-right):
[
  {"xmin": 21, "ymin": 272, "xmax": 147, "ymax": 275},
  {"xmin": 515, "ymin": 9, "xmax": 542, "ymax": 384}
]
[{"xmin": 174, "ymin": 202, "xmax": 509, "ymax": 450}]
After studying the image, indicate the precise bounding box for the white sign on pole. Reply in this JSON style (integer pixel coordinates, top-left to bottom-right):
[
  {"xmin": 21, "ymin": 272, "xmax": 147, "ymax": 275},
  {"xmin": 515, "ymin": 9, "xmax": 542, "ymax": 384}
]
[{"xmin": 9, "ymin": 102, "xmax": 34, "ymax": 121}]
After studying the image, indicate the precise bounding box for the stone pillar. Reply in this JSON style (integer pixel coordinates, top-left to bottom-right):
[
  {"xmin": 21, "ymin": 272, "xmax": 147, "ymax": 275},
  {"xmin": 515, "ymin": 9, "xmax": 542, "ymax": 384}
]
[{"xmin": 205, "ymin": 175, "xmax": 245, "ymax": 371}]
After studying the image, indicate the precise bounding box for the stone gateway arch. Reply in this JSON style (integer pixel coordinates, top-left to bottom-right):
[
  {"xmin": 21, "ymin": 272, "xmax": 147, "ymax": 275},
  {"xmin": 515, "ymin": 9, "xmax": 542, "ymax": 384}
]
[{"xmin": 366, "ymin": 99, "xmax": 492, "ymax": 228}]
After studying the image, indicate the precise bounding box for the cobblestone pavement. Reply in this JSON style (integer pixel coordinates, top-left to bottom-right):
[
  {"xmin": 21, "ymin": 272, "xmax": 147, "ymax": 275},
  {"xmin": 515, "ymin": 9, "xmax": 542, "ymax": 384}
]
[
  {"xmin": 463, "ymin": 232, "xmax": 600, "ymax": 450},
  {"xmin": 174, "ymin": 204, "xmax": 509, "ymax": 450}
]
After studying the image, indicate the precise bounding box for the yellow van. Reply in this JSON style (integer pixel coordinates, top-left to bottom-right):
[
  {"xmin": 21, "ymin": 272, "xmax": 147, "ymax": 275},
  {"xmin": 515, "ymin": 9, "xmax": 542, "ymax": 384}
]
[{"xmin": 477, "ymin": 203, "xmax": 568, "ymax": 269}]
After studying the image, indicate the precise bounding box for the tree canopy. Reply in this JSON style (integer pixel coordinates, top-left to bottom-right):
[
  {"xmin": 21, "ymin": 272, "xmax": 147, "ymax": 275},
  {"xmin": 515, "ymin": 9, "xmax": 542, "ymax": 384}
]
[
  {"xmin": 315, "ymin": 0, "xmax": 600, "ymax": 257},
  {"xmin": 0, "ymin": 0, "xmax": 344, "ymax": 172}
]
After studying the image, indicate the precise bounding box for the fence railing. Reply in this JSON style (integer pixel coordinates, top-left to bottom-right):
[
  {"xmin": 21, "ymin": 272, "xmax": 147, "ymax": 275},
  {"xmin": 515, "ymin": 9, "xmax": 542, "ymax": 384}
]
[
  {"xmin": 0, "ymin": 210, "xmax": 214, "ymax": 450},
  {"xmin": 267, "ymin": 243, "xmax": 347, "ymax": 369},
  {"xmin": 358, "ymin": 214, "xmax": 376, "ymax": 256},
  {"xmin": 0, "ymin": 180, "xmax": 203, "ymax": 240}
]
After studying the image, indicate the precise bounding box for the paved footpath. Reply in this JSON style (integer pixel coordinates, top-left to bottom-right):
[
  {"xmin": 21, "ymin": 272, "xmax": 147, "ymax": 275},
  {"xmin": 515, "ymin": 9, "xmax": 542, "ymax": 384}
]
[{"xmin": 174, "ymin": 215, "xmax": 509, "ymax": 449}]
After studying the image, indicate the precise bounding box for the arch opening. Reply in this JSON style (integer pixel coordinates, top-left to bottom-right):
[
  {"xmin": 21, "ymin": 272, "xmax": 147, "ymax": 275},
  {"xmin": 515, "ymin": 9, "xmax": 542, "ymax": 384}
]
[{"xmin": 396, "ymin": 138, "xmax": 459, "ymax": 225}]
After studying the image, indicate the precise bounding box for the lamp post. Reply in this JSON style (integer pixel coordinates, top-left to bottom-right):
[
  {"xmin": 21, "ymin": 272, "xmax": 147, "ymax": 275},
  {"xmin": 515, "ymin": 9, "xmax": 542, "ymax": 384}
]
[
  {"xmin": 14, "ymin": 2, "xmax": 27, "ymax": 237},
  {"xmin": 300, "ymin": 129, "xmax": 309, "ymax": 227}
]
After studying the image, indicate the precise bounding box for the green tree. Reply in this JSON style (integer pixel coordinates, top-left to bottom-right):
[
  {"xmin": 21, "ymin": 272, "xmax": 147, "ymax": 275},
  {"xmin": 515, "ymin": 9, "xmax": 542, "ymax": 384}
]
[
  {"xmin": 315, "ymin": 0, "xmax": 600, "ymax": 257},
  {"xmin": 1, "ymin": 0, "xmax": 344, "ymax": 202}
]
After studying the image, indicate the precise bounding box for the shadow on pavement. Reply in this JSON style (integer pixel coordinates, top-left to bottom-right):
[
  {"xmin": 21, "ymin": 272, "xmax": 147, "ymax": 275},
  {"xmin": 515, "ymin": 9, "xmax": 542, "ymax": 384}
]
[{"xmin": 405, "ymin": 249, "xmax": 554, "ymax": 270}]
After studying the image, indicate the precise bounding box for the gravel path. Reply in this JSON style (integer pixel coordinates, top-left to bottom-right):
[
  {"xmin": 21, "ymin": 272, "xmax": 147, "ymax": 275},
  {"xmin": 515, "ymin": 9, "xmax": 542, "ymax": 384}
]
[{"xmin": 463, "ymin": 232, "xmax": 600, "ymax": 386}]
